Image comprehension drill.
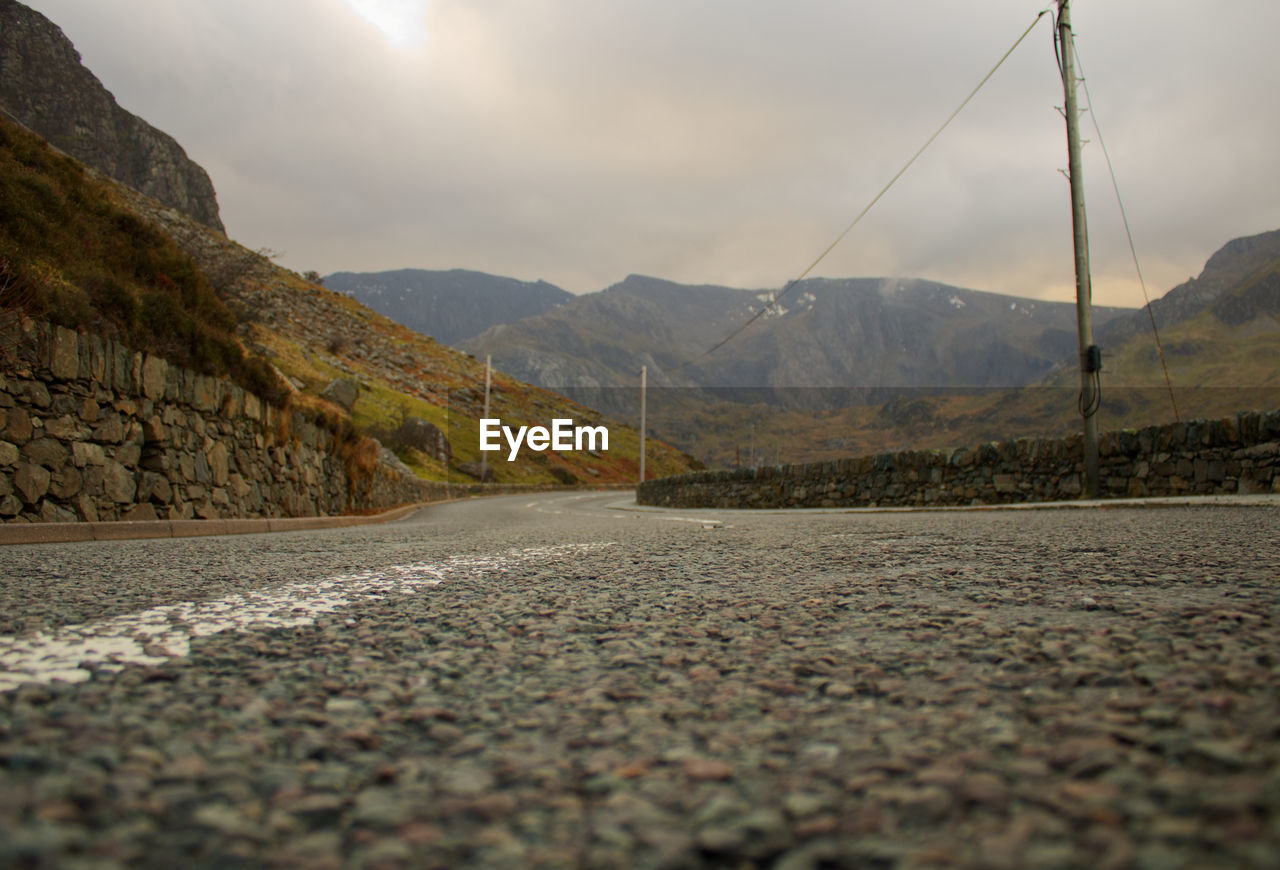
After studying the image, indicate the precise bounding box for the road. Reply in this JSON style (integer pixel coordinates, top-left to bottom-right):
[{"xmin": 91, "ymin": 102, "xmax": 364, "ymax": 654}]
[{"xmin": 1, "ymin": 492, "xmax": 1277, "ymax": 868}]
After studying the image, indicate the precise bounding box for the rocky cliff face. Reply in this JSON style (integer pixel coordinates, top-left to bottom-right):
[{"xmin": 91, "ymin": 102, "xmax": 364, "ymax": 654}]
[{"xmin": 0, "ymin": 0, "xmax": 224, "ymax": 232}]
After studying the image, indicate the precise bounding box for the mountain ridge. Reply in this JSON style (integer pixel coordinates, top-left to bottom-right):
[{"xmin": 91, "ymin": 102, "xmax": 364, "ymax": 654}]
[
  {"xmin": 323, "ymin": 268, "xmax": 572, "ymax": 348},
  {"xmin": 461, "ymin": 273, "xmax": 1132, "ymax": 406}
]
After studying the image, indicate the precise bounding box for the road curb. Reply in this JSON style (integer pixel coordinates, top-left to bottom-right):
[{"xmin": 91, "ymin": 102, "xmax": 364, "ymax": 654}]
[{"xmin": 0, "ymin": 500, "xmax": 441, "ymax": 547}]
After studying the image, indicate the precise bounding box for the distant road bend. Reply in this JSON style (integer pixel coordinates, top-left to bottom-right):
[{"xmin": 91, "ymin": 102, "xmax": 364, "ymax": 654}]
[{"xmin": 1, "ymin": 492, "xmax": 1277, "ymax": 867}]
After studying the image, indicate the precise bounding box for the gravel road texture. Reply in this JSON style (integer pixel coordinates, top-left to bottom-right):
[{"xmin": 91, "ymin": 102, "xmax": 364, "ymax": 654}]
[{"xmin": 0, "ymin": 492, "xmax": 1277, "ymax": 868}]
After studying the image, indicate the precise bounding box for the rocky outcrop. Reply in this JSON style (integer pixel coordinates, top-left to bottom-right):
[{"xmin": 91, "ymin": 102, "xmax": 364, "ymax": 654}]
[
  {"xmin": 0, "ymin": 0, "xmax": 224, "ymax": 232},
  {"xmin": 457, "ymin": 461, "xmax": 494, "ymax": 483},
  {"xmin": 321, "ymin": 377, "xmax": 360, "ymax": 412},
  {"xmin": 393, "ymin": 417, "xmax": 451, "ymax": 465}
]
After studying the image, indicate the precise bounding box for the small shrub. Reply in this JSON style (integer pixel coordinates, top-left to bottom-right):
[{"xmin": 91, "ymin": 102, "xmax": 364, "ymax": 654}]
[
  {"xmin": 548, "ymin": 465, "xmax": 579, "ymax": 485},
  {"xmin": 339, "ymin": 434, "xmax": 382, "ymax": 484},
  {"xmin": 0, "ymin": 258, "xmax": 36, "ymax": 362},
  {"xmin": 84, "ymin": 273, "xmax": 138, "ymax": 329},
  {"xmin": 139, "ymin": 286, "xmax": 182, "ymax": 338},
  {"xmin": 294, "ymin": 395, "xmax": 351, "ymax": 436}
]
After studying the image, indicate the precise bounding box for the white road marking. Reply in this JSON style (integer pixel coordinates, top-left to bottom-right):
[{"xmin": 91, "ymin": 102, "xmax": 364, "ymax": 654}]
[
  {"xmin": 522, "ymin": 493, "xmax": 733, "ymax": 528},
  {"xmin": 0, "ymin": 543, "xmax": 613, "ymax": 693},
  {"xmin": 647, "ymin": 515, "xmax": 726, "ymax": 526}
]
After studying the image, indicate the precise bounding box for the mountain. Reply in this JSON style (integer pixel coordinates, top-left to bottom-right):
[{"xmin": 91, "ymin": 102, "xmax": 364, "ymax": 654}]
[
  {"xmin": 0, "ymin": 0, "xmax": 224, "ymax": 232},
  {"xmin": 447, "ymin": 232, "xmax": 1278, "ymax": 468},
  {"xmin": 461, "ymin": 274, "xmax": 1132, "ymax": 410},
  {"xmin": 323, "ymin": 268, "xmax": 572, "ymax": 347}
]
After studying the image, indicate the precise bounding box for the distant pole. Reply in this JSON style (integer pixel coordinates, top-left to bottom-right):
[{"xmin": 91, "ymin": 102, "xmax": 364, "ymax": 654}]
[
  {"xmin": 639, "ymin": 365, "xmax": 647, "ymax": 484},
  {"xmin": 1058, "ymin": 0, "xmax": 1100, "ymax": 498},
  {"xmin": 481, "ymin": 354, "xmax": 491, "ymax": 482}
]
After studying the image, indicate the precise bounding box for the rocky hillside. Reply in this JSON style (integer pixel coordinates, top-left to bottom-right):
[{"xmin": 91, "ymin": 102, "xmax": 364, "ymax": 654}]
[
  {"xmin": 0, "ymin": 0, "xmax": 224, "ymax": 232},
  {"xmin": 1097, "ymin": 229, "xmax": 1280, "ymax": 349},
  {"xmin": 101, "ymin": 181, "xmax": 695, "ymax": 485},
  {"xmin": 461, "ymin": 274, "xmax": 1131, "ymax": 416},
  {"xmin": 324, "ymin": 269, "xmax": 573, "ymax": 348}
]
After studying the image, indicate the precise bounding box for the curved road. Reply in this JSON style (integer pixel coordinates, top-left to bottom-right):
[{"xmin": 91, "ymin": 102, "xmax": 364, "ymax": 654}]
[{"xmin": 1, "ymin": 492, "xmax": 1277, "ymax": 867}]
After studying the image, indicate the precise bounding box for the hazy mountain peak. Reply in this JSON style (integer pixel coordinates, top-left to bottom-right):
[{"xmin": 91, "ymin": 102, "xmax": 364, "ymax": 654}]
[{"xmin": 324, "ymin": 268, "xmax": 573, "ymax": 346}]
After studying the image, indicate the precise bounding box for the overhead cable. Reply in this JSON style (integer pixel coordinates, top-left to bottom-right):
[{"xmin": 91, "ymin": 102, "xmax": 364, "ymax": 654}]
[{"xmin": 680, "ymin": 8, "xmax": 1053, "ymax": 369}]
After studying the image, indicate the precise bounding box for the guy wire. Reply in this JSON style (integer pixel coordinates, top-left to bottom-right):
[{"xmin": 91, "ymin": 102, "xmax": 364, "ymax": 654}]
[{"xmin": 1072, "ymin": 42, "xmax": 1180, "ymax": 421}]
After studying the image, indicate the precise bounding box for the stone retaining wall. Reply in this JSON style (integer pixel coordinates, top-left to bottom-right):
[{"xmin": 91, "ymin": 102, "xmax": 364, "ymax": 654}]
[
  {"xmin": 0, "ymin": 318, "xmax": 496, "ymax": 523},
  {"xmin": 638, "ymin": 410, "xmax": 1280, "ymax": 509}
]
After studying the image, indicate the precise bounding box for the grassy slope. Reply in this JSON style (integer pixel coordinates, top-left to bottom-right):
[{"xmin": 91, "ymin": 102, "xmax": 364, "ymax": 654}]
[
  {"xmin": 213, "ymin": 268, "xmax": 695, "ymax": 485},
  {"xmin": 1, "ymin": 115, "xmax": 696, "ymax": 485},
  {"xmin": 0, "ymin": 115, "xmax": 284, "ymax": 401}
]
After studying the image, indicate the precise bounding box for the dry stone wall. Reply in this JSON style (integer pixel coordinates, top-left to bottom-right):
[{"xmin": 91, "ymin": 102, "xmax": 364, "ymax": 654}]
[
  {"xmin": 638, "ymin": 411, "xmax": 1280, "ymax": 509},
  {"xmin": 0, "ymin": 318, "xmax": 466, "ymax": 524}
]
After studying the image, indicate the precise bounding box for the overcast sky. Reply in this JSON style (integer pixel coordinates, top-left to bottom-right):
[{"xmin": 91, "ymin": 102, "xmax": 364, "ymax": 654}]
[{"xmin": 23, "ymin": 0, "xmax": 1280, "ymax": 307}]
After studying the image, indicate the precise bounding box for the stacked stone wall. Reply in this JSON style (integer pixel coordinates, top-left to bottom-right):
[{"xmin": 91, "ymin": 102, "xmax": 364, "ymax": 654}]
[
  {"xmin": 638, "ymin": 410, "xmax": 1280, "ymax": 509},
  {"xmin": 0, "ymin": 319, "xmax": 498, "ymax": 523}
]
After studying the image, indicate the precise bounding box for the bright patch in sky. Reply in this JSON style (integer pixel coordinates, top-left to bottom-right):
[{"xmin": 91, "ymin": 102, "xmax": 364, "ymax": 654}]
[{"xmin": 342, "ymin": 0, "xmax": 429, "ymax": 47}]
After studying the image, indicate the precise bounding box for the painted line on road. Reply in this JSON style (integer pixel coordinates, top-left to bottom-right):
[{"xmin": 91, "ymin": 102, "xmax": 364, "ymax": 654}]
[
  {"xmin": 644, "ymin": 515, "xmax": 728, "ymax": 526},
  {"xmin": 0, "ymin": 542, "xmax": 614, "ymax": 693},
  {"xmin": 524, "ymin": 493, "xmax": 734, "ymax": 528}
]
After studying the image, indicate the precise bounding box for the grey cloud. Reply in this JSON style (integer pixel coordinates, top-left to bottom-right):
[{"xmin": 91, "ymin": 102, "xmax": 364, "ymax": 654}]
[{"xmin": 21, "ymin": 0, "xmax": 1280, "ymax": 304}]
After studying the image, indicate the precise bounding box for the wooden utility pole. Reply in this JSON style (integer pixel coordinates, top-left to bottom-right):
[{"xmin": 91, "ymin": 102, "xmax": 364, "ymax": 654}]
[
  {"xmin": 1058, "ymin": 0, "xmax": 1100, "ymax": 498},
  {"xmin": 639, "ymin": 365, "xmax": 647, "ymax": 484}
]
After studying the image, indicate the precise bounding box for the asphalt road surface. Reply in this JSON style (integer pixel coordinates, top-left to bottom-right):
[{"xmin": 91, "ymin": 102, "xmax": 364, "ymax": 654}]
[{"xmin": 1, "ymin": 492, "xmax": 1277, "ymax": 869}]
